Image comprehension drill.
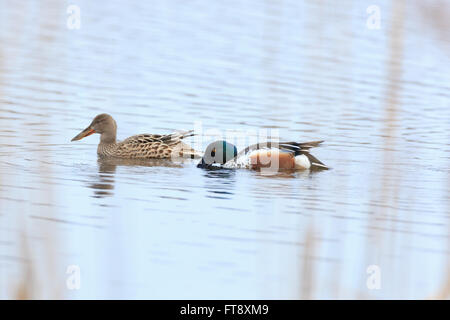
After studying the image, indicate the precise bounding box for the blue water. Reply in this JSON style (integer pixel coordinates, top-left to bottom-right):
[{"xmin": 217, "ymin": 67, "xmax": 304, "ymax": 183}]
[{"xmin": 0, "ymin": 0, "xmax": 449, "ymax": 299}]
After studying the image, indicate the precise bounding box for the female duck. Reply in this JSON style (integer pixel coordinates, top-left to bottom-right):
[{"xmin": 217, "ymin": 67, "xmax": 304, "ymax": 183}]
[{"xmin": 71, "ymin": 113, "xmax": 200, "ymax": 159}]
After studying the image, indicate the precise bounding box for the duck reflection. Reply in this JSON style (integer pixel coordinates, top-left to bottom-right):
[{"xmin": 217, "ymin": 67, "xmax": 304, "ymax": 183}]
[
  {"xmin": 201, "ymin": 167, "xmax": 237, "ymax": 199},
  {"xmin": 88, "ymin": 159, "xmax": 117, "ymax": 198},
  {"xmin": 88, "ymin": 158, "xmax": 190, "ymax": 198}
]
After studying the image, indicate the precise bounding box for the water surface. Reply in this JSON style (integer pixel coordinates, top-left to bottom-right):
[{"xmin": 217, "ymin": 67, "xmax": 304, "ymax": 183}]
[{"xmin": 0, "ymin": 0, "xmax": 449, "ymax": 299}]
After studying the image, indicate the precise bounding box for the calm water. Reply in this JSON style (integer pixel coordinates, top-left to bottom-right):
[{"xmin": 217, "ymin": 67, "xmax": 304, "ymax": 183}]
[{"xmin": 0, "ymin": 0, "xmax": 449, "ymax": 299}]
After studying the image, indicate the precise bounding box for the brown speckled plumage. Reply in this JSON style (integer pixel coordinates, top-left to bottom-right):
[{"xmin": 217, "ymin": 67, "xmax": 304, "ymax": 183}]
[{"xmin": 71, "ymin": 114, "xmax": 200, "ymax": 159}]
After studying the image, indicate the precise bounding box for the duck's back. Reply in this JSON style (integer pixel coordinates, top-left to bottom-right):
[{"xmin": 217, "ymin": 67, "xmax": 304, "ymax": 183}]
[{"xmin": 98, "ymin": 131, "xmax": 199, "ymax": 159}]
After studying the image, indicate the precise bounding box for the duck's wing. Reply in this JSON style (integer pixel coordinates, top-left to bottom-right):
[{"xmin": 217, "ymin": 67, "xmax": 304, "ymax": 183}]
[
  {"xmin": 279, "ymin": 140, "xmax": 324, "ymax": 151},
  {"xmin": 121, "ymin": 130, "xmax": 195, "ymax": 144},
  {"xmin": 236, "ymin": 140, "xmax": 323, "ymax": 156},
  {"xmin": 114, "ymin": 130, "xmax": 200, "ymax": 159},
  {"xmin": 236, "ymin": 140, "xmax": 328, "ymax": 169}
]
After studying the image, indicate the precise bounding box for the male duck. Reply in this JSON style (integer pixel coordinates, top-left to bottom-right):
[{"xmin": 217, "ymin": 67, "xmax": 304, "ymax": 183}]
[{"xmin": 198, "ymin": 140, "xmax": 328, "ymax": 170}]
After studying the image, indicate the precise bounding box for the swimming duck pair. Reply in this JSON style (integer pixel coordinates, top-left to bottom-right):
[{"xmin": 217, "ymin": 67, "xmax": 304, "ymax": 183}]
[{"xmin": 71, "ymin": 114, "xmax": 328, "ymax": 170}]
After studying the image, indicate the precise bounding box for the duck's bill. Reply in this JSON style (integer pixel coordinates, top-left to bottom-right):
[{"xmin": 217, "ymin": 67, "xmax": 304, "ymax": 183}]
[
  {"xmin": 197, "ymin": 158, "xmax": 210, "ymax": 168},
  {"xmin": 197, "ymin": 158, "xmax": 220, "ymax": 169},
  {"xmin": 71, "ymin": 127, "xmax": 96, "ymax": 141},
  {"xmin": 197, "ymin": 162, "xmax": 224, "ymax": 170}
]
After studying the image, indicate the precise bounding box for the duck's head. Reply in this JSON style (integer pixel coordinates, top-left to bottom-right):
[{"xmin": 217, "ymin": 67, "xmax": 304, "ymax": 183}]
[
  {"xmin": 71, "ymin": 113, "xmax": 117, "ymax": 143},
  {"xmin": 197, "ymin": 140, "xmax": 238, "ymax": 168}
]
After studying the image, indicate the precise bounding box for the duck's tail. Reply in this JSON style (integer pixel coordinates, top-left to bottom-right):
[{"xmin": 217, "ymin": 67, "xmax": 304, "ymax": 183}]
[
  {"xmin": 279, "ymin": 141, "xmax": 328, "ymax": 170},
  {"xmin": 300, "ymin": 151, "xmax": 329, "ymax": 170},
  {"xmin": 178, "ymin": 142, "xmax": 203, "ymax": 159},
  {"xmin": 167, "ymin": 130, "xmax": 202, "ymax": 159}
]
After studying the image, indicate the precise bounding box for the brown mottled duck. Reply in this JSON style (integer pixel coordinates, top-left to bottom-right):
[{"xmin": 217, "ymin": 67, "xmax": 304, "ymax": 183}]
[{"xmin": 71, "ymin": 114, "xmax": 200, "ymax": 159}]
